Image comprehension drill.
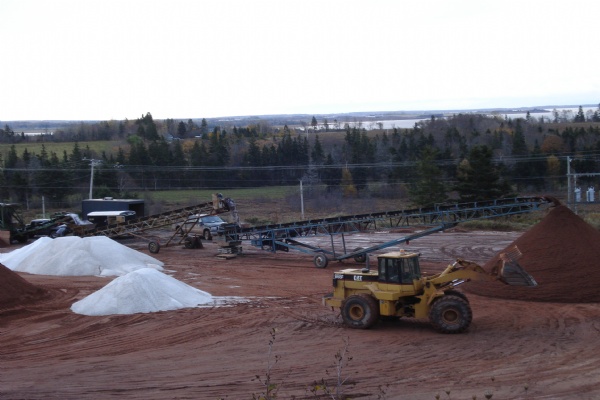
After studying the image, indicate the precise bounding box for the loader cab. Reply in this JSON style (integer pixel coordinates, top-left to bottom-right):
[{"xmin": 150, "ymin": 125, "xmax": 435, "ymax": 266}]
[{"xmin": 378, "ymin": 251, "xmax": 421, "ymax": 284}]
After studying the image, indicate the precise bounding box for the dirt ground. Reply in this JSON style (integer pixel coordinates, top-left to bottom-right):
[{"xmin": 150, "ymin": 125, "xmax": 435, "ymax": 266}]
[{"xmin": 2, "ymin": 228, "xmax": 600, "ymax": 400}]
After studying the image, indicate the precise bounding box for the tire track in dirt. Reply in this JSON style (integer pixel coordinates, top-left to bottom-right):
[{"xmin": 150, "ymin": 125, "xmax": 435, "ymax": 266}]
[
  {"xmin": 4, "ymin": 230, "xmax": 600, "ymax": 399},
  {"xmin": 296, "ymin": 229, "xmax": 520, "ymax": 265}
]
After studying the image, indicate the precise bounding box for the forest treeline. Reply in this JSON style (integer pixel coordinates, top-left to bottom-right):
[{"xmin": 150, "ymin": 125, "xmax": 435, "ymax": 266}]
[{"xmin": 1, "ymin": 105, "xmax": 600, "ymax": 209}]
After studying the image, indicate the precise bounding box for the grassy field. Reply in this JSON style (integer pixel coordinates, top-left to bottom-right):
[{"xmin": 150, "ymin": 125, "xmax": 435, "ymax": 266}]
[
  {"xmin": 18, "ymin": 186, "xmax": 600, "ymax": 233},
  {"xmin": 145, "ymin": 189, "xmax": 557, "ymax": 229},
  {"xmin": 143, "ymin": 186, "xmax": 308, "ymax": 225},
  {"xmin": 0, "ymin": 140, "xmax": 125, "ymax": 159},
  {"xmin": 129, "ymin": 187, "xmax": 415, "ymax": 226},
  {"xmin": 148, "ymin": 186, "xmax": 298, "ymax": 203}
]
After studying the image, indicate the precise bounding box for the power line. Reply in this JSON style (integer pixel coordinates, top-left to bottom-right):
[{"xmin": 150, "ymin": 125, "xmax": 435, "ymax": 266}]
[{"xmin": 4, "ymin": 152, "xmax": 599, "ymax": 172}]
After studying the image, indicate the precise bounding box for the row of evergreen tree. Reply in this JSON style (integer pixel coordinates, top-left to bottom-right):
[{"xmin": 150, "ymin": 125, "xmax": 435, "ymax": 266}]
[{"xmin": 1, "ymin": 110, "xmax": 600, "ymax": 208}]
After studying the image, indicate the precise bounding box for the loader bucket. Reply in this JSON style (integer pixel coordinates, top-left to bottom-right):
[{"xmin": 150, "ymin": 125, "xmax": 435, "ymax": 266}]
[{"xmin": 499, "ymin": 260, "xmax": 538, "ymax": 287}]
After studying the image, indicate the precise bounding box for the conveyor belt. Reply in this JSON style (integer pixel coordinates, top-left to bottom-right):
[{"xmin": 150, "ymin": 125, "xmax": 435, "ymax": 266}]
[
  {"xmin": 76, "ymin": 194, "xmax": 234, "ymax": 252},
  {"xmin": 222, "ymin": 196, "xmax": 553, "ymax": 267}
]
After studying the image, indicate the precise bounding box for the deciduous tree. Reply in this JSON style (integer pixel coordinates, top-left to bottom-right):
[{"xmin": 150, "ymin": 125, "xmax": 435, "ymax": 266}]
[{"xmin": 341, "ymin": 167, "xmax": 357, "ymax": 197}]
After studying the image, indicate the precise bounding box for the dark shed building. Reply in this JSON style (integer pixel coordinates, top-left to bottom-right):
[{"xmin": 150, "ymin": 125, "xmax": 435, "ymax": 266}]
[{"xmin": 81, "ymin": 198, "xmax": 145, "ymax": 221}]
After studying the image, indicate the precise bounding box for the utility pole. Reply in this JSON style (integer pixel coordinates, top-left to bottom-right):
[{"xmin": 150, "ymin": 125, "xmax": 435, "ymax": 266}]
[
  {"xmin": 85, "ymin": 159, "xmax": 102, "ymax": 199},
  {"xmin": 567, "ymin": 156, "xmax": 572, "ymax": 208},
  {"xmin": 299, "ymin": 180, "xmax": 305, "ymax": 219}
]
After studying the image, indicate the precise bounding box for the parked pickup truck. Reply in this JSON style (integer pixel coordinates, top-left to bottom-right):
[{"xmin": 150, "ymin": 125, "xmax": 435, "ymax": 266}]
[{"xmin": 173, "ymin": 214, "xmax": 228, "ymax": 240}]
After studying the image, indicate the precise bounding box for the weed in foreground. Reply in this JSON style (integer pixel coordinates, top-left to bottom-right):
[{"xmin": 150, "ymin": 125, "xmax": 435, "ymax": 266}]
[
  {"xmin": 308, "ymin": 336, "xmax": 355, "ymax": 399},
  {"xmin": 251, "ymin": 328, "xmax": 284, "ymax": 400}
]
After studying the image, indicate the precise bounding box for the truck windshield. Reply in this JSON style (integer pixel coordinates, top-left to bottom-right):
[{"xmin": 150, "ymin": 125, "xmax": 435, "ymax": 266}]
[{"xmin": 202, "ymin": 216, "xmax": 223, "ymax": 223}]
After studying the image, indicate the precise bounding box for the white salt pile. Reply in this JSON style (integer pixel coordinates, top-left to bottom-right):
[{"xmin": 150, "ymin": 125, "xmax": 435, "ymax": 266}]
[
  {"xmin": 0, "ymin": 236, "xmax": 163, "ymax": 276},
  {"xmin": 71, "ymin": 268, "xmax": 213, "ymax": 316}
]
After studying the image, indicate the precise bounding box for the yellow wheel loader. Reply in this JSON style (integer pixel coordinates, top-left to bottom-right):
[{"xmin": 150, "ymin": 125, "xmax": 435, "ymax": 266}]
[{"xmin": 322, "ymin": 246, "xmax": 536, "ymax": 333}]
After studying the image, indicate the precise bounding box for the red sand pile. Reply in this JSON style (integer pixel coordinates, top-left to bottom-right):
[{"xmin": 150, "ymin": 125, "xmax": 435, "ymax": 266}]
[
  {"xmin": 466, "ymin": 204, "xmax": 600, "ymax": 303},
  {"xmin": 0, "ymin": 263, "xmax": 48, "ymax": 308}
]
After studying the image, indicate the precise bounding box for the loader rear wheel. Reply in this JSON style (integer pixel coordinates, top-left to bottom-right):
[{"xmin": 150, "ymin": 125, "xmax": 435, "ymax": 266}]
[
  {"xmin": 429, "ymin": 295, "xmax": 472, "ymax": 334},
  {"xmin": 314, "ymin": 254, "xmax": 328, "ymax": 269},
  {"xmin": 341, "ymin": 294, "xmax": 379, "ymax": 329}
]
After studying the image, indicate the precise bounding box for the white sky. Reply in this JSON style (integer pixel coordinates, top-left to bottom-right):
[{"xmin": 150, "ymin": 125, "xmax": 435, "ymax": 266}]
[{"xmin": 1, "ymin": 0, "xmax": 599, "ymax": 121}]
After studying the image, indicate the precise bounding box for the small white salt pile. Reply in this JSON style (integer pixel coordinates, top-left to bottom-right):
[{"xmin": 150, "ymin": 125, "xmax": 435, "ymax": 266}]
[
  {"xmin": 0, "ymin": 236, "xmax": 163, "ymax": 276},
  {"xmin": 71, "ymin": 268, "xmax": 213, "ymax": 316}
]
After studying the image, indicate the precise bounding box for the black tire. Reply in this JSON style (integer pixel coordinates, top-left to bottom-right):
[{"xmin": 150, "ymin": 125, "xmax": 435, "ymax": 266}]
[
  {"xmin": 16, "ymin": 235, "xmax": 28, "ymax": 243},
  {"xmin": 353, "ymin": 247, "xmax": 366, "ymax": 263},
  {"xmin": 341, "ymin": 294, "xmax": 380, "ymax": 329},
  {"xmin": 203, "ymin": 229, "xmax": 212, "ymax": 241},
  {"xmin": 148, "ymin": 241, "xmax": 161, "ymax": 254},
  {"xmin": 445, "ymin": 289, "xmax": 469, "ymax": 303},
  {"xmin": 428, "ymin": 295, "xmax": 472, "ymax": 334},
  {"xmin": 184, "ymin": 237, "xmax": 195, "ymax": 249},
  {"xmin": 314, "ymin": 254, "xmax": 328, "ymax": 268}
]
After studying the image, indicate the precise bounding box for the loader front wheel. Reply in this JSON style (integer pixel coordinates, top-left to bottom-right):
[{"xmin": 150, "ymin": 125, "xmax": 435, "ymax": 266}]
[
  {"xmin": 341, "ymin": 294, "xmax": 379, "ymax": 329},
  {"xmin": 444, "ymin": 289, "xmax": 469, "ymax": 303},
  {"xmin": 429, "ymin": 295, "xmax": 472, "ymax": 334}
]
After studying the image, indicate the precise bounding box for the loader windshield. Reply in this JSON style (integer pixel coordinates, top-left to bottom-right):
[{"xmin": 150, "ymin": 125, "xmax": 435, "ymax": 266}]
[{"xmin": 378, "ymin": 255, "xmax": 421, "ymax": 284}]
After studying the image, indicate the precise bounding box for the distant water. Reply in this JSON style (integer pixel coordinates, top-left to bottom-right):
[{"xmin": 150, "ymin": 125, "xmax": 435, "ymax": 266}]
[{"xmin": 311, "ymin": 106, "xmax": 598, "ymax": 131}]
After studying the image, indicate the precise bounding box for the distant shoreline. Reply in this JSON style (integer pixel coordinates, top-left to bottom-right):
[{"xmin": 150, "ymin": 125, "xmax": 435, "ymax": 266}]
[{"xmin": 3, "ymin": 104, "xmax": 597, "ymax": 131}]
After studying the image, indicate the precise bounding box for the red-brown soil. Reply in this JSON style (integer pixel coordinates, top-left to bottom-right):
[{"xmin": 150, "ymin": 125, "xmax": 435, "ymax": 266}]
[
  {"xmin": 2, "ymin": 220, "xmax": 600, "ymax": 399},
  {"xmin": 0, "ymin": 263, "xmax": 49, "ymax": 308},
  {"xmin": 467, "ymin": 204, "xmax": 600, "ymax": 303}
]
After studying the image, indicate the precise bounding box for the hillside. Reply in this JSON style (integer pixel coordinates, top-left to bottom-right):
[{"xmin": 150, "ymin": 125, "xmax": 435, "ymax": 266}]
[{"xmin": 0, "ymin": 105, "xmax": 599, "ymax": 221}]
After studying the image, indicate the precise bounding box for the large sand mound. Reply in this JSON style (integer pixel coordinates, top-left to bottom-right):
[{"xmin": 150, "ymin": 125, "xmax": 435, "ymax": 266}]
[
  {"xmin": 0, "ymin": 263, "xmax": 48, "ymax": 308},
  {"xmin": 467, "ymin": 204, "xmax": 600, "ymax": 303}
]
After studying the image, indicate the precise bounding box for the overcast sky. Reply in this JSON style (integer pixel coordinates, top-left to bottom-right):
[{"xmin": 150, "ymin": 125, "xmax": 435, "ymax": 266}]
[{"xmin": 1, "ymin": 0, "xmax": 599, "ymax": 121}]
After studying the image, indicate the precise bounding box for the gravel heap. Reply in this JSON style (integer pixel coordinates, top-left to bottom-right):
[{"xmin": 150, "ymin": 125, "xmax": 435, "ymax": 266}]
[
  {"xmin": 0, "ymin": 263, "xmax": 48, "ymax": 308},
  {"xmin": 466, "ymin": 204, "xmax": 600, "ymax": 303}
]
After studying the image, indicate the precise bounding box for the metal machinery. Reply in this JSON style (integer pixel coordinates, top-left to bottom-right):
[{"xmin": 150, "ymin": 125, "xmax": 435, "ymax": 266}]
[
  {"xmin": 222, "ymin": 196, "xmax": 552, "ymax": 267},
  {"xmin": 0, "ymin": 203, "xmax": 28, "ymax": 243},
  {"xmin": 26, "ymin": 213, "xmax": 82, "ymax": 238},
  {"xmin": 322, "ymin": 246, "xmax": 537, "ymax": 333},
  {"xmin": 0, "ymin": 203, "xmax": 93, "ymax": 244},
  {"xmin": 74, "ymin": 193, "xmax": 235, "ymax": 253}
]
